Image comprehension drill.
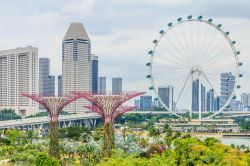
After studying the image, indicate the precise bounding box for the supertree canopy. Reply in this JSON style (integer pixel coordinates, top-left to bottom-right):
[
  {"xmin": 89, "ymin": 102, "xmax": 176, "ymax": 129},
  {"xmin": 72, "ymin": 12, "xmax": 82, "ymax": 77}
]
[
  {"xmin": 22, "ymin": 93, "xmax": 81, "ymax": 159},
  {"xmin": 73, "ymin": 91, "xmax": 145, "ymax": 158}
]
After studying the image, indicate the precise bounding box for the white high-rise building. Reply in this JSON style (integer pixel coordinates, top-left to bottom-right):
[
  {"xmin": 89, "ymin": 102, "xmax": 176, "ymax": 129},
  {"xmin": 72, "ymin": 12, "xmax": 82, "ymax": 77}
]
[
  {"xmin": 0, "ymin": 46, "xmax": 38, "ymax": 117},
  {"xmin": 62, "ymin": 22, "xmax": 92, "ymax": 113}
]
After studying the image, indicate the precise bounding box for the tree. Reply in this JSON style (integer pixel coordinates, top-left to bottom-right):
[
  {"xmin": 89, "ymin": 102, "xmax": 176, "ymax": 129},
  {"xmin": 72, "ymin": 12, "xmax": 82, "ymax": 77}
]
[
  {"xmin": 5, "ymin": 129, "xmax": 22, "ymax": 145},
  {"xmin": 149, "ymin": 127, "xmax": 160, "ymax": 143},
  {"xmin": 35, "ymin": 152, "xmax": 60, "ymax": 166},
  {"xmin": 27, "ymin": 130, "xmax": 34, "ymax": 144},
  {"xmin": 163, "ymin": 123, "xmax": 173, "ymax": 136},
  {"xmin": 121, "ymin": 127, "xmax": 131, "ymax": 142}
]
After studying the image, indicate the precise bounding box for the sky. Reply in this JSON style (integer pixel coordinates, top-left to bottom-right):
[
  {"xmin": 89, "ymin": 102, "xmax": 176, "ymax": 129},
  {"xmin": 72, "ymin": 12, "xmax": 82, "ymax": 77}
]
[{"xmin": 0, "ymin": 0, "xmax": 250, "ymax": 100}]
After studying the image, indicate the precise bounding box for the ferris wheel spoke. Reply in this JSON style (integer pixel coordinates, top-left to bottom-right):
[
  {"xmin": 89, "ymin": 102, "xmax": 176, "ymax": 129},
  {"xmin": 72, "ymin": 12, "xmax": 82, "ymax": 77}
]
[
  {"xmin": 158, "ymin": 43, "xmax": 189, "ymax": 67},
  {"xmin": 203, "ymin": 46, "xmax": 230, "ymax": 69},
  {"xmin": 174, "ymin": 73, "xmax": 191, "ymax": 110},
  {"xmin": 200, "ymin": 71, "xmax": 220, "ymax": 97},
  {"xmin": 154, "ymin": 59, "xmax": 187, "ymax": 70},
  {"xmin": 202, "ymin": 42, "xmax": 232, "ymax": 67}
]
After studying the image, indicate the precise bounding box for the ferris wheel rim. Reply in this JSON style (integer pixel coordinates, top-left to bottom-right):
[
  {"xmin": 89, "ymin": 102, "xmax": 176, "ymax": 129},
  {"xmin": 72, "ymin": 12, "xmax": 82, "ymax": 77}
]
[{"xmin": 147, "ymin": 16, "xmax": 242, "ymax": 119}]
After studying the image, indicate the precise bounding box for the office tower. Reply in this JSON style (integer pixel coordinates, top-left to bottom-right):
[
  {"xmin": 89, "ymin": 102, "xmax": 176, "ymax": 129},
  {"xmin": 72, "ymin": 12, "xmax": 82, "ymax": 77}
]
[
  {"xmin": 206, "ymin": 89, "xmax": 214, "ymax": 111},
  {"xmin": 134, "ymin": 99, "xmax": 140, "ymax": 110},
  {"xmin": 140, "ymin": 96, "xmax": 152, "ymax": 111},
  {"xmin": 241, "ymin": 93, "xmax": 250, "ymax": 110},
  {"xmin": 158, "ymin": 86, "xmax": 174, "ymax": 110},
  {"xmin": 152, "ymin": 98, "xmax": 159, "ymax": 108},
  {"xmin": 0, "ymin": 46, "xmax": 38, "ymax": 116},
  {"xmin": 213, "ymin": 96, "xmax": 220, "ymax": 111},
  {"xmin": 58, "ymin": 75, "xmax": 62, "ymax": 96},
  {"xmin": 248, "ymin": 94, "xmax": 250, "ymax": 106},
  {"xmin": 62, "ymin": 22, "xmax": 92, "ymax": 113},
  {"xmin": 92, "ymin": 55, "xmax": 98, "ymax": 94},
  {"xmin": 220, "ymin": 72, "xmax": 235, "ymax": 111},
  {"xmin": 192, "ymin": 79, "xmax": 199, "ymax": 112},
  {"xmin": 98, "ymin": 77, "xmax": 106, "ymax": 94},
  {"xmin": 47, "ymin": 75, "xmax": 55, "ymax": 95},
  {"xmin": 39, "ymin": 58, "xmax": 55, "ymax": 97},
  {"xmin": 201, "ymin": 84, "xmax": 206, "ymax": 112},
  {"xmin": 112, "ymin": 77, "xmax": 122, "ymax": 94}
]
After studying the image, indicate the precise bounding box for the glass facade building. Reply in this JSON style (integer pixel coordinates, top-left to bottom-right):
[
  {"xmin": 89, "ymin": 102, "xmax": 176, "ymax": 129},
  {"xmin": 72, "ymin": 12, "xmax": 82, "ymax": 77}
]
[
  {"xmin": 92, "ymin": 55, "xmax": 98, "ymax": 94},
  {"xmin": 112, "ymin": 77, "xmax": 122, "ymax": 94}
]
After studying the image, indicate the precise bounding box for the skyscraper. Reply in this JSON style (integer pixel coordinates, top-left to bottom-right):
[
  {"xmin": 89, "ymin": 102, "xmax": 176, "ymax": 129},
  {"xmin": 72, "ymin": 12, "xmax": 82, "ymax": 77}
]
[
  {"xmin": 39, "ymin": 58, "xmax": 55, "ymax": 97},
  {"xmin": 192, "ymin": 79, "xmax": 199, "ymax": 112},
  {"xmin": 112, "ymin": 77, "xmax": 122, "ymax": 94},
  {"xmin": 134, "ymin": 99, "xmax": 140, "ymax": 111},
  {"xmin": 140, "ymin": 96, "xmax": 152, "ymax": 111},
  {"xmin": 58, "ymin": 75, "xmax": 62, "ymax": 96},
  {"xmin": 98, "ymin": 77, "xmax": 106, "ymax": 94},
  {"xmin": 0, "ymin": 46, "xmax": 38, "ymax": 116},
  {"xmin": 220, "ymin": 72, "xmax": 235, "ymax": 111},
  {"xmin": 206, "ymin": 89, "xmax": 214, "ymax": 112},
  {"xmin": 213, "ymin": 96, "xmax": 221, "ymax": 111},
  {"xmin": 201, "ymin": 84, "xmax": 206, "ymax": 112},
  {"xmin": 158, "ymin": 86, "xmax": 174, "ymax": 110},
  {"xmin": 62, "ymin": 22, "xmax": 92, "ymax": 113},
  {"xmin": 92, "ymin": 55, "xmax": 98, "ymax": 94},
  {"xmin": 241, "ymin": 93, "xmax": 250, "ymax": 110}
]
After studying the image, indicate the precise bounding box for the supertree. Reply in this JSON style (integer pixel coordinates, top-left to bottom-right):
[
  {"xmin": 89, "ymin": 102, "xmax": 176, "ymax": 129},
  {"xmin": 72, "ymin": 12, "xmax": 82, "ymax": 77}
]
[
  {"xmin": 73, "ymin": 91, "xmax": 145, "ymax": 158},
  {"xmin": 22, "ymin": 93, "xmax": 81, "ymax": 159}
]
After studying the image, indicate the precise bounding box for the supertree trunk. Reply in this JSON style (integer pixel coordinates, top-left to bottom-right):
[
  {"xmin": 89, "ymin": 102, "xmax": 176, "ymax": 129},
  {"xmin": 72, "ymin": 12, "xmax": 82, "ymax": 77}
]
[
  {"xmin": 49, "ymin": 120, "xmax": 60, "ymax": 159},
  {"xmin": 102, "ymin": 122, "xmax": 115, "ymax": 158}
]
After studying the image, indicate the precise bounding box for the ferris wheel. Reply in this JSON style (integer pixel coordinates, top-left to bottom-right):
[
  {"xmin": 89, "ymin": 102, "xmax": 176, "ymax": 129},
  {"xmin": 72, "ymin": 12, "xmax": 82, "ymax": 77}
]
[{"xmin": 146, "ymin": 15, "xmax": 243, "ymax": 119}]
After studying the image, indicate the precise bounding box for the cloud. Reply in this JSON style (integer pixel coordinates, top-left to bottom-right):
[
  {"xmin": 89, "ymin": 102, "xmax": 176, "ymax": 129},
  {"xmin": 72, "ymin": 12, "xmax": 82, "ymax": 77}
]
[{"xmin": 0, "ymin": 0, "xmax": 249, "ymax": 99}]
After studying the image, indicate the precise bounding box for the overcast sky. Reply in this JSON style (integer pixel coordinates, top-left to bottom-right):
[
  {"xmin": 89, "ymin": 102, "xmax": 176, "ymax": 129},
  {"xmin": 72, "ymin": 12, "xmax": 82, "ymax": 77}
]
[{"xmin": 0, "ymin": 0, "xmax": 249, "ymax": 98}]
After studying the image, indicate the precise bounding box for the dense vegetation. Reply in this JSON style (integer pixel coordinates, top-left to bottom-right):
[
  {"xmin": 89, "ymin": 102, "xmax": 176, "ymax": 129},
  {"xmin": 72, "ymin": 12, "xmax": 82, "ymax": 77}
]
[
  {"xmin": 0, "ymin": 113, "xmax": 249, "ymax": 165},
  {"xmin": 0, "ymin": 123, "xmax": 249, "ymax": 165},
  {"xmin": 0, "ymin": 109, "xmax": 21, "ymax": 121}
]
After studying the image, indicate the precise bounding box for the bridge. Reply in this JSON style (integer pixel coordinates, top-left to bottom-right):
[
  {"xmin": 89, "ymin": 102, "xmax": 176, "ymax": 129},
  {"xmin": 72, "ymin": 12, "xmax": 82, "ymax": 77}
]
[
  {"xmin": 0, "ymin": 110, "xmax": 249, "ymax": 130},
  {"xmin": 0, "ymin": 113, "xmax": 101, "ymax": 131}
]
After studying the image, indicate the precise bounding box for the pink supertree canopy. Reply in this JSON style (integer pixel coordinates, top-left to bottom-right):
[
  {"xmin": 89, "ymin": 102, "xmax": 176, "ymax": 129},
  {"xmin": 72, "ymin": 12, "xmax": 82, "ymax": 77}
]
[
  {"xmin": 73, "ymin": 91, "xmax": 145, "ymax": 123},
  {"xmin": 21, "ymin": 93, "xmax": 81, "ymax": 121}
]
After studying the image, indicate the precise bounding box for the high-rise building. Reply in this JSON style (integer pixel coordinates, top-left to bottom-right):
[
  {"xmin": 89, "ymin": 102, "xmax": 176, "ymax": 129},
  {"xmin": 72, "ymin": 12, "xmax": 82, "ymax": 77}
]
[
  {"xmin": 92, "ymin": 55, "xmax": 98, "ymax": 94},
  {"xmin": 39, "ymin": 58, "xmax": 55, "ymax": 97},
  {"xmin": 0, "ymin": 46, "xmax": 38, "ymax": 116},
  {"xmin": 112, "ymin": 77, "xmax": 122, "ymax": 94},
  {"xmin": 140, "ymin": 96, "xmax": 152, "ymax": 111},
  {"xmin": 241, "ymin": 93, "xmax": 249, "ymax": 110},
  {"xmin": 201, "ymin": 84, "xmax": 206, "ymax": 112},
  {"xmin": 192, "ymin": 79, "xmax": 199, "ymax": 112},
  {"xmin": 134, "ymin": 99, "xmax": 140, "ymax": 110},
  {"xmin": 62, "ymin": 22, "xmax": 92, "ymax": 113},
  {"xmin": 152, "ymin": 98, "xmax": 159, "ymax": 108},
  {"xmin": 47, "ymin": 75, "xmax": 55, "ymax": 95},
  {"xmin": 213, "ymin": 96, "xmax": 221, "ymax": 111},
  {"xmin": 220, "ymin": 72, "xmax": 236, "ymax": 111},
  {"xmin": 58, "ymin": 75, "xmax": 62, "ymax": 96},
  {"xmin": 206, "ymin": 89, "xmax": 214, "ymax": 112},
  {"xmin": 98, "ymin": 77, "xmax": 106, "ymax": 94},
  {"xmin": 158, "ymin": 86, "xmax": 174, "ymax": 110}
]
